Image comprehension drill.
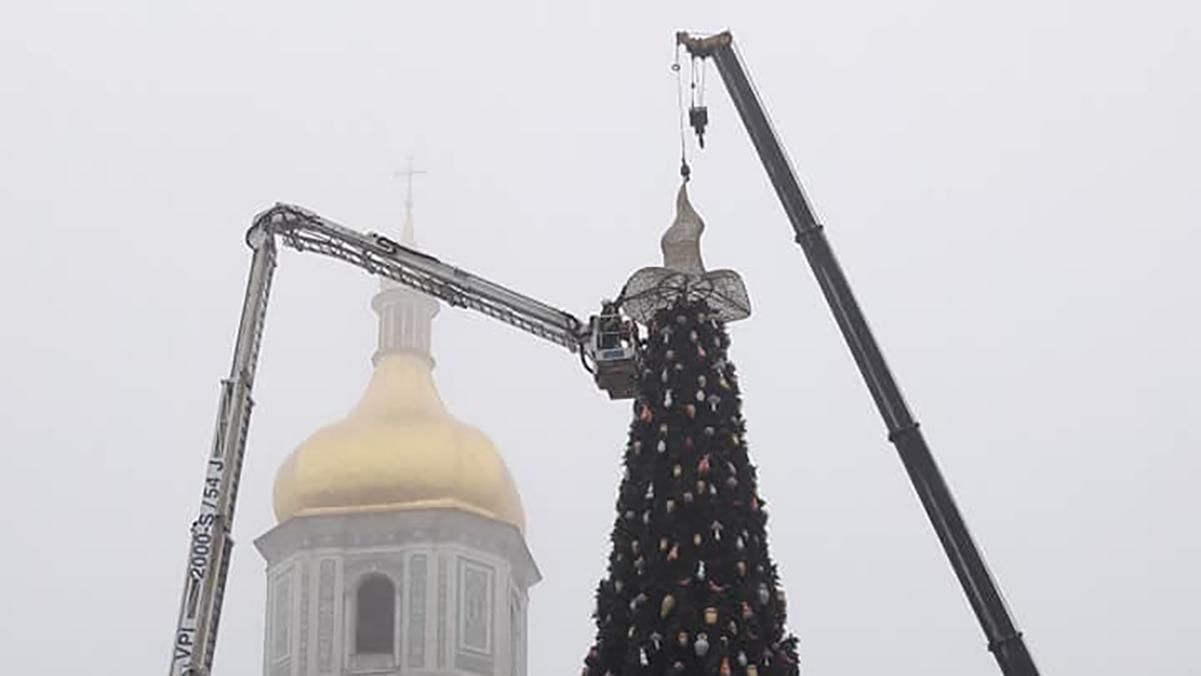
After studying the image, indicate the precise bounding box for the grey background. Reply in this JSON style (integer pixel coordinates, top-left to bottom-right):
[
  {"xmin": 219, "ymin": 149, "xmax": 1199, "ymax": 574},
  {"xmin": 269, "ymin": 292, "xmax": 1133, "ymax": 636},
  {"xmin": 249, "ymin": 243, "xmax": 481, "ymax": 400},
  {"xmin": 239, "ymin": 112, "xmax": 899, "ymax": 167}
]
[{"xmin": 1, "ymin": 1, "xmax": 1197, "ymax": 674}]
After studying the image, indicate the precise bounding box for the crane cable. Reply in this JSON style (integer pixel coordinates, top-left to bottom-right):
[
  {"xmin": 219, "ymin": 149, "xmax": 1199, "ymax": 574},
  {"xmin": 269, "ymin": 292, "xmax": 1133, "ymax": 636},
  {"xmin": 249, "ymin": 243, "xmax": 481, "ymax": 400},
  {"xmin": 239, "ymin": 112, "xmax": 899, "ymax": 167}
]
[{"xmin": 673, "ymin": 44, "xmax": 691, "ymax": 182}]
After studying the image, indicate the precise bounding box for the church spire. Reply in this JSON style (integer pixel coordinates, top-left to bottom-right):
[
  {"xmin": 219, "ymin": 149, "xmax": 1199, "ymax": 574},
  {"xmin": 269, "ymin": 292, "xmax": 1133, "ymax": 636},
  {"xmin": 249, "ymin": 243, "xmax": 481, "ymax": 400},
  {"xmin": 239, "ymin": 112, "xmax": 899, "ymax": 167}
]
[
  {"xmin": 398, "ymin": 156, "xmax": 425, "ymax": 247},
  {"xmin": 371, "ymin": 159, "xmax": 438, "ymax": 365}
]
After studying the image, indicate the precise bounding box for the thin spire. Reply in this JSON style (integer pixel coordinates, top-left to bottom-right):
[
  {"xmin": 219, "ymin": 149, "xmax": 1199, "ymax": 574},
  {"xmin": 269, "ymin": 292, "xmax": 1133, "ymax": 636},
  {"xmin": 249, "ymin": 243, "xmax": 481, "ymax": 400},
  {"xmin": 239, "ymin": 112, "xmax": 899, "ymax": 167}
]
[
  {"xmin": 374, "ymin": 157, "xmax": 439, "ymax": 366},
  {"xmin": 393, "ymin": 156, "xmax": 427, "ymax": 246}
]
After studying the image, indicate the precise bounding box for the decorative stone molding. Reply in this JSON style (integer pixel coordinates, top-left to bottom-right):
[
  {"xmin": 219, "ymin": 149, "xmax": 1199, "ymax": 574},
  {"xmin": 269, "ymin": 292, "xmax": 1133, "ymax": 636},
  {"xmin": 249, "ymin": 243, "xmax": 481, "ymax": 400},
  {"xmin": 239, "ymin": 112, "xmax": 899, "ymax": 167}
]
[{"xmin": 408, "ymin": 554, "xmax": 428, "ymax": 668}]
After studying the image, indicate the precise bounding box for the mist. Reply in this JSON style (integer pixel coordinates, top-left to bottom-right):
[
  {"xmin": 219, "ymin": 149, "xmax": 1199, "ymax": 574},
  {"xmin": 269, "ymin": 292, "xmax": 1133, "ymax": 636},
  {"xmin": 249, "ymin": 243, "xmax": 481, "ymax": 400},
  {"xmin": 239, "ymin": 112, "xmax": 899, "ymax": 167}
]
[{"xmin": 1, "ymin": 2, "xmax": 1198, "ymax": 674}]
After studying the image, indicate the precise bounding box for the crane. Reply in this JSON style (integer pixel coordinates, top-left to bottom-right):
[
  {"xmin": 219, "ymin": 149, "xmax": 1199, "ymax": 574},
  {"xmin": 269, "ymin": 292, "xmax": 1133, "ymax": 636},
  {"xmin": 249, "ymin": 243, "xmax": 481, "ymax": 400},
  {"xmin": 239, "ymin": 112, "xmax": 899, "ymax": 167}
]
[
  {"xmin": 168, "ymin": 30, "xmax": 1041, "ymax": 676},
  {"xmin": 675, "ymin": 30, "xmax": 1040, "ymax": 675},
  {"xmin": 166, "ymin": 203, "xmax": 640, "ymax": 676}
]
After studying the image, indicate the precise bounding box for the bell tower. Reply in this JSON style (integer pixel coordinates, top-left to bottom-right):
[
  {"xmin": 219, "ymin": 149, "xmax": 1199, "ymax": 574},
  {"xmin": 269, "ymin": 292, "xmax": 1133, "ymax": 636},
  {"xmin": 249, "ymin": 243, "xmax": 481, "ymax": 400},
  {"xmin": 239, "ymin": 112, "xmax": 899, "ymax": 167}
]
[{"xmin": 255, "ymin": 173, "xmax": 539, "ymax": 676}]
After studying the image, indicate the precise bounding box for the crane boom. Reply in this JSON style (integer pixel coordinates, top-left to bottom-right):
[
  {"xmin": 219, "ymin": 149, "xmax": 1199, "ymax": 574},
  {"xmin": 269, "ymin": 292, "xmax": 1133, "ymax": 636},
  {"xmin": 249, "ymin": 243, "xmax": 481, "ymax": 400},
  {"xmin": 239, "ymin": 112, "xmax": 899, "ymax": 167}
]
[
  {"xmin": 267, "ymin": 203, "xmax": 587, "ymax": 349},
  {"xmin": 677, "ymin": 30, "xmax": 1040, "ymax": 675},
  {"xmin": 167, "ymin": 203, "xmax": 626, "ymax": 676}
]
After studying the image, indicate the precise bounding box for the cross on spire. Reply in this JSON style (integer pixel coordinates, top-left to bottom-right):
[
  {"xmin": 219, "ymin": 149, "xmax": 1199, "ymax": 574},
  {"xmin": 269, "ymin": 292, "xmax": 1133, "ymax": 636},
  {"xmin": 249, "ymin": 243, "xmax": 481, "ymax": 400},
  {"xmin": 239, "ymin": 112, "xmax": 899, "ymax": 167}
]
[{"xmin": 393, "ymin": 156, "xmax": 427, "ymax": 245}]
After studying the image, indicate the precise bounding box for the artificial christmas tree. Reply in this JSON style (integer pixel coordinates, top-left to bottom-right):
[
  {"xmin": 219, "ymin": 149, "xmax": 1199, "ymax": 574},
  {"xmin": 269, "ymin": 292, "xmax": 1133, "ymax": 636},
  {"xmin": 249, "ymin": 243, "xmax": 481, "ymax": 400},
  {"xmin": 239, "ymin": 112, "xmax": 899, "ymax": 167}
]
[{"xmin": 581, "ymin": 185, "xmax": 799, "ymax": 676}]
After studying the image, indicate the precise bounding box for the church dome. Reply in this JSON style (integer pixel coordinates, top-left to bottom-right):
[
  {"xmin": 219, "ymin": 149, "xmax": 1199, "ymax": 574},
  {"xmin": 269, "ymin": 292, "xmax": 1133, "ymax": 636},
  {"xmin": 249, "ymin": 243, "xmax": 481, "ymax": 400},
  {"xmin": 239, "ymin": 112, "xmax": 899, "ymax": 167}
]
[
  {"xmin": 273, "ymin": 352, "xmax": 526, "ymax": 532},
  {"xmin": 273, "ymin": 190, "xmax": 525, "ymax": 533}
]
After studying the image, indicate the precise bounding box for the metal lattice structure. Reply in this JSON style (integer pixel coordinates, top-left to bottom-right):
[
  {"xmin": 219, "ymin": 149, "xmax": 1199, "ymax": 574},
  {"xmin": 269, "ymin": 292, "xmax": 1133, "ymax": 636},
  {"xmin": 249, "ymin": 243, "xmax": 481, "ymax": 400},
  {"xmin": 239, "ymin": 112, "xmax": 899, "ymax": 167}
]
[{"xmin": 168, "ymin": 203, "xmax": 611, "ymax": 676}]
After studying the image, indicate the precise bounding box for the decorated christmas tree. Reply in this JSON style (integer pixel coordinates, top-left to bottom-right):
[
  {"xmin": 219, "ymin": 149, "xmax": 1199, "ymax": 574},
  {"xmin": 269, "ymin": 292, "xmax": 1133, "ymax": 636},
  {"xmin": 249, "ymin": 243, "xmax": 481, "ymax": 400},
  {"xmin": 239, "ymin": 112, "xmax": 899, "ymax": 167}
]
[{"xmin": 581, "ymin": 184, "xmax": 800, "ymax": 676}]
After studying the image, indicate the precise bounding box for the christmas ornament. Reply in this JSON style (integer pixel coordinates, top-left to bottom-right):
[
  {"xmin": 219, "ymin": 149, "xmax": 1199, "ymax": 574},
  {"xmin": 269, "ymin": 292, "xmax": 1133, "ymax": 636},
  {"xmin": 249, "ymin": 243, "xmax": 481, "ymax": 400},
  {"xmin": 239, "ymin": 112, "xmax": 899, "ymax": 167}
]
[
  {"xmin": 720, "ymin": 656, "xmax": 731, "ymax": 676},
  {"xmin": 747, "ymin": 666, "xmax": 759, "ymax": 676},
  {"xmin": 629, "ymin": 593, "xmax": 646, "ymax": 611},
  {"xmin": 660, "ymin": 594, "xmax": 676, "ymax": 617},
  {"xmin": 704, "ymin": 607, "xmax": 719, "ymax": 625},
  {"xmin": 694, "ymin": 632, "xmax": 710, "ymax": 656}
]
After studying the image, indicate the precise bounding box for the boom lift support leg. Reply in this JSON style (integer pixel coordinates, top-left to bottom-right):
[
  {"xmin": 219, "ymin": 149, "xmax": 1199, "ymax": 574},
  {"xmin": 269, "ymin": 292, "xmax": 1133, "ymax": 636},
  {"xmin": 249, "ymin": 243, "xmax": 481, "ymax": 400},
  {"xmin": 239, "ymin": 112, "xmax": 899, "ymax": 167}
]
[
  {"xmin": 168, "ymin": 225, "xmax": 277, "ymax": 676},
  {"xmin": 677, "ymin": 31, "xmax": 1039, "ymax": 676}
]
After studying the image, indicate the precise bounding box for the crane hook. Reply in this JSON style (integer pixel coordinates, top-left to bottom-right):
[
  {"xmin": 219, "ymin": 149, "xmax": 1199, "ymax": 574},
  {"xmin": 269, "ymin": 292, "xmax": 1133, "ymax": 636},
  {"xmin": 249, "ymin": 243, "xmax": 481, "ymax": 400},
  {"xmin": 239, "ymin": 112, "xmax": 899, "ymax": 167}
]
[{"xmin": 689, "ymin": 105, "xmax": 709, "ymax": 148}]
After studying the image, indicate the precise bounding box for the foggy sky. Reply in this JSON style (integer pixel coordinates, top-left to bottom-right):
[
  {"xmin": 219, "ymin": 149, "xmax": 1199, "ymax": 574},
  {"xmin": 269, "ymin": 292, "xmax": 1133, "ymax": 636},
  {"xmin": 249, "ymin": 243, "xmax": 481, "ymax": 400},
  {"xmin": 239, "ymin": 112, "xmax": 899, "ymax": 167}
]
[{"xmin": 1, "ymin": 1, "xmax": 1198, "ymax": 674}]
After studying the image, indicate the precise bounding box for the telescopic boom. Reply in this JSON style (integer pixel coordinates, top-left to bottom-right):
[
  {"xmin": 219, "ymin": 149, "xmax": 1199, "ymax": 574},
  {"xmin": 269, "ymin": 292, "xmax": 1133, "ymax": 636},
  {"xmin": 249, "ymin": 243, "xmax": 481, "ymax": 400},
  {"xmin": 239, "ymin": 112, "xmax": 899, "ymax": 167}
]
[
  {"xmin": 676, "ymin": 30, "xmax": 1039, "ymax": 675},
  {"xmin": 167, "ymin": 204, "xmax": 637, "ymax": 676}
]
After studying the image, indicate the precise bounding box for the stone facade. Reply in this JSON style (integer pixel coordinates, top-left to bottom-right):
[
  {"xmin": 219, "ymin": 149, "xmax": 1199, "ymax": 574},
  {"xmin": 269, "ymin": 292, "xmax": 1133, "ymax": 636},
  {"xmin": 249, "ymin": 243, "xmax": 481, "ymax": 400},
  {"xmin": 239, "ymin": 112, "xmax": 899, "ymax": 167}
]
[{"xmin": 255, "ymin": 509, "xmax": 539, "ymax": 676}]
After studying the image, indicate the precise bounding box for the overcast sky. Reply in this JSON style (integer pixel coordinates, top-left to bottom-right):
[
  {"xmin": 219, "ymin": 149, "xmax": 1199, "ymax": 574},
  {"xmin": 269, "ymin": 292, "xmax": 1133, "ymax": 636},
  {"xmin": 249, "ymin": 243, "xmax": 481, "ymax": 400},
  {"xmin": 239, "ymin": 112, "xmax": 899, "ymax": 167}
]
[{"xmin": 1, "ymin": 1, "xmax": 1198, "ymax": 674}]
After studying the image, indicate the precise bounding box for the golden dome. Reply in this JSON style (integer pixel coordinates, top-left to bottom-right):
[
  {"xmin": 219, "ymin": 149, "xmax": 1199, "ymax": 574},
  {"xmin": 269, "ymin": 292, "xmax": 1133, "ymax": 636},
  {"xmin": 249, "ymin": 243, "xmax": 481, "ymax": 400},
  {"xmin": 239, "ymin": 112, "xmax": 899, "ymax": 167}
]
[{"xmin": 272, "ymin": 352, "xmax": 526, "ymax": 533}]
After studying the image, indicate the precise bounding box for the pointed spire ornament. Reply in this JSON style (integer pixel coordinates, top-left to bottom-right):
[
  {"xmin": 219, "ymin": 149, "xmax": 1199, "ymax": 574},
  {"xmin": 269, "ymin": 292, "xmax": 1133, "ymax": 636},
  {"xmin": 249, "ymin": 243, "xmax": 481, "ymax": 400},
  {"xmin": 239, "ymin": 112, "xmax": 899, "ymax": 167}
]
[{"xmin": 621, "ymin": 182, "xmax": 751, "ymax": 323}]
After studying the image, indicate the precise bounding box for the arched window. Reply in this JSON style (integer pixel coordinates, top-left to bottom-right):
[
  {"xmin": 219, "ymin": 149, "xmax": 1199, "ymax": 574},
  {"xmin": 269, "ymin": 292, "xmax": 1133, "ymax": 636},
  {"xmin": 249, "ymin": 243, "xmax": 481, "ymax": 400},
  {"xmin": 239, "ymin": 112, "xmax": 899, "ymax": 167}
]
[{"xmin": 355, "ymin": 574, "xmax": 395, "ymax": 655}]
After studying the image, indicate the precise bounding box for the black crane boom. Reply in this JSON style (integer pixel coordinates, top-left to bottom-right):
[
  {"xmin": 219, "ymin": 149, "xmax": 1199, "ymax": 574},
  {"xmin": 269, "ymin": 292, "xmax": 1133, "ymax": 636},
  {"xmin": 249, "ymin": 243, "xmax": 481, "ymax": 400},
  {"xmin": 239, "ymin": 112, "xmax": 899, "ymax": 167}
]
[{"xmin": 677, "ymin": 30, "xmax": 1039, "ymax": 676}]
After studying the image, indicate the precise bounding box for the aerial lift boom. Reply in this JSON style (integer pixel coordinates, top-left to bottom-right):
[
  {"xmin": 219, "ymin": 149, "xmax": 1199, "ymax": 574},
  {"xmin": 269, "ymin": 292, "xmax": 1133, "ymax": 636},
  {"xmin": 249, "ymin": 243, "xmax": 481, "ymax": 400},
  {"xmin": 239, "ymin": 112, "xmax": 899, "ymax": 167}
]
[
  {"xmin": 677, "ymin": 31, "xmax": 1040, "ymax": 675},
  {"xmin": 167, "ymin": 204, "xmax": 638, "ymax": 676}
]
